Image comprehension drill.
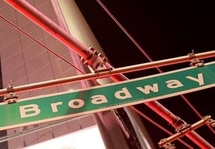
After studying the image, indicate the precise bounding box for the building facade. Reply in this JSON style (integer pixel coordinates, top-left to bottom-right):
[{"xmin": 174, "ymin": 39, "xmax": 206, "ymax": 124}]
[{"xmin": 0, "ymin": 0, "xmax": 153, "ymax": 149}]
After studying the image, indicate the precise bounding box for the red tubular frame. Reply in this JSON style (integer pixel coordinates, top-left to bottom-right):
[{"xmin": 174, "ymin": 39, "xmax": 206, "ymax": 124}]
[{"xmin": 4, "ymin": 0, "xmax": 214, "ymax": 148}]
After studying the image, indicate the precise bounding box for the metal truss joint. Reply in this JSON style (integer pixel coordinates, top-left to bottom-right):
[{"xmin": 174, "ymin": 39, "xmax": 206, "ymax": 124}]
[
  {"xmin": 173, "ymin": 117, "xmax": 187, "ymax": 132},
  {"xmin": 188, "ymin": 50, "xmax": 204, "ymax": 67},
  {"xmin": 175, "ymin": 124, "xmax": 191, "ymax": 134},
  {"xmin": 159, "ymin": 115, "xmax": 213, "ymax": 148},
  {"xmin": 80, "ymin": 46, "xmax": 107, "ymax": 70},
  {"xmin": 4, "ymin": 81, "xmax": 18, "ymax": 104},
  {"xmin": 94, "ymin": 67, "xmax": 113, "ymax": 79},
  {"xmin": 206, "ymin": 116, "xmax": 215, "ymax": 127},
  {"xmin": 159, "ymin": 139, "xmax": 176, "ymax": 149}
]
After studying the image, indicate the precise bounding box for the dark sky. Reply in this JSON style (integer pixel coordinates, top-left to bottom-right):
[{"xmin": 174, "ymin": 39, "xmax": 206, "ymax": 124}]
[{"xmin": 76, "ymin": 0, "xmax": 215, "ymax": 148}]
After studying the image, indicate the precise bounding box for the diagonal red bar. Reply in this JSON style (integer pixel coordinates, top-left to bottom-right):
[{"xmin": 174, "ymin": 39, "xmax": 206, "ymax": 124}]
[{"xmin": 4, "ymin": 0, "xmax": 214, "ymax": 148}]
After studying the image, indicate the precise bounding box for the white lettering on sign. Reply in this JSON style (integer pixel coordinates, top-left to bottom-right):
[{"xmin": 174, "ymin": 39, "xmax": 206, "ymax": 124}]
[
  {"xmin": 186, "ymin": 73, "xmax": 204, "ymax": 85},
  {"xmin": 115, "ymin": 87, "xmax": 132, "ymax": 99},
  {"xmin": 137, "ymin": 83, "xmax": 158, "ymax": 94},
  {"xmin": 17, "ymin": 73, "xmax": 206, "ymax": 119},
  {"xmin": 19, "ymin": 104, "xmax": 41, "ymax": 118},
  {"xmin": 51, "ymin": 102, "xmax": 62, "ymax": 112},
  {"xmin": 166, "ymin": 80, "xmax": 183, "ymax": 89},
  {"xmin": 68, "ymin": 99, "xmax": 84, "ymax": 109},
  {"xmin": 91, "ymin": 95, "xmax": 108, "ymax": 104}
]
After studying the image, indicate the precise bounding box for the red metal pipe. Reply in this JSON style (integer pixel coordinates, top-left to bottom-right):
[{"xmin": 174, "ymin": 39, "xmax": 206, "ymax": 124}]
[
  {"xmin": 4, "ymin": 0, "xmax": 214, "ymax": 148},
  {"xmin": 5, "ymin": 0, "xmax": 90, "ymax": 60},
  {"xmin": 97, "ymin": 0, "xmax": 215, "ymax": 134}
]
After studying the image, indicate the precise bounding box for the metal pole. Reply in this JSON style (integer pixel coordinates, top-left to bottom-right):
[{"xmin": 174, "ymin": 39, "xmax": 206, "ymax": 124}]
[
  {"xmin": 4, "ymin": 1, "xmax": 214, "ymax": 148},
  {"xmin": 0, "ymin": 51, "xmax": 213, "ymax": 96},
  {"xmin": 4, "ymin": 0, "xmax": 90, "ymax": 59},
  {"xmin": 158, "ymin": 115, "xmax": 211, "ymax": 147}
]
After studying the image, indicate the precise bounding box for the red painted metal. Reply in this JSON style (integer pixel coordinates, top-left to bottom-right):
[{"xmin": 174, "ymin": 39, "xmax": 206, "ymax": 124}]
[
  {"xmin": 4, "ymin": 0, "xmax": 214, "ymax": 148},
  {"xmin": 97, "ymin": 0, "xmax": 215, "ymax": 134}
]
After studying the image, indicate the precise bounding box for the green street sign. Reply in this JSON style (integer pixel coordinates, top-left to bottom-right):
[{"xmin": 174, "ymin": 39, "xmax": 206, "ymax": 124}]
[{"xmin": 1, "ymin": 61, "xmax": 215, "ymax": 130}]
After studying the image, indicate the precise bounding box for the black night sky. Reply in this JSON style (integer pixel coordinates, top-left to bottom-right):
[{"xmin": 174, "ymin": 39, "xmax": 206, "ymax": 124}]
[{"xmin": 76, "ymin": 0, "xmax": 215, "ymax": 148}]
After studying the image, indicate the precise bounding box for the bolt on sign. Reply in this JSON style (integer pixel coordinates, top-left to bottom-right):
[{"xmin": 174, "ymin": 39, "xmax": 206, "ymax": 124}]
[{"xmin": 1, "ymin": 61, "xmax": 215, "ymax": 130}]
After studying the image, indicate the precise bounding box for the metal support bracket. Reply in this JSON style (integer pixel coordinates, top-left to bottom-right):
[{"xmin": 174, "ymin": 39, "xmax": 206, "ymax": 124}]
[
  {"xmin": 160, "ymin": 141, "xmax": 176, "ymax": 149},
  {"xmin": 188, "ymin": 50, "xmax": 204, "ymax": 67},
  {"xmin": 175, "ymin": 123, "xmax": 191, "ymax": 133},
  {"xmin": 173, "ymin": 117, "xmax": 187, "ymax": 132},
  {"xmin": 80, "ymin": 46, "xmax": 107, "ymax": 70},
  {"xmin": 3, "ymin": 81, "xmax": 18, "ymax": 104},
  {"xmin": 207, "ymin": 118, "xmax": 215, "ymax": 127},
  {"xmin": 158, "ymin": 115, "xmax": 213, "ymax": 148},
  {"xmin": 94, "ymin": 67, "xmax": 113, "ymax": 79}
]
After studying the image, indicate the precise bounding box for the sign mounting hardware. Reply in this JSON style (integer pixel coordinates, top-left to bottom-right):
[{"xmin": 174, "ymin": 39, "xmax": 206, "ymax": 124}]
[
  {"xmin": 207, "ymin": 118, "xmax": 215, "ymax": 127},
  {"xmin": 188, "ymin": 50, "xmax": 204, "ymax": 67},
  {"xmin": 80, "ymin": 46, "xmax": 107, "ymax": 69},
  {"xmin": 158, "ymin": 115, "xmax": 214, "ymax": 148},
  {"xmin": 94, "ymin": 67, "xmax": 113, "ymax": 78},
  {"xmin": 160, "ymin": 141, "xmax": 175, "ymax": 149},
  {"xmin": 1, "ymin": 61, "xmax": 215, "ymax": 130},
  {"xmin": 3, "ymin": 81, "xmax": 19, "ymax": 104}
]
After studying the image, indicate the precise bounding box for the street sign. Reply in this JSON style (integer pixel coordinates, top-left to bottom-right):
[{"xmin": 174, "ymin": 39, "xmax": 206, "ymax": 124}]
[{"xmin": 1, "ymin": 61, "xmax": 215, "ymax": 130}]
